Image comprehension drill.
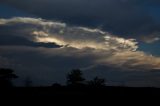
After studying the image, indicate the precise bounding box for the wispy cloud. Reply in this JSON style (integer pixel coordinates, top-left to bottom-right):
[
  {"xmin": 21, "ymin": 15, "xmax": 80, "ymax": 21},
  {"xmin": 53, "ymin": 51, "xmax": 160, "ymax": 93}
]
[
  {"xmin": 0, "ymin": 17, "xmax": 66, "ymax": 27},
  {"xmin": 140, "ymin": 33, "xmax": 160, "ymax": 43},
  {"xmin": 0, "ymin": 17, "xmax": 138, "ymax": 51}
]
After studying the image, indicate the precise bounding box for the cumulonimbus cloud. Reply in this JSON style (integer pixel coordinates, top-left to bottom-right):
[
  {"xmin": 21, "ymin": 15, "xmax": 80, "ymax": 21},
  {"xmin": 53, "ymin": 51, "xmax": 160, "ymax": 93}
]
[{"xmin": 0, "ymin": 17, "xmax": 160, "ymax": 71}]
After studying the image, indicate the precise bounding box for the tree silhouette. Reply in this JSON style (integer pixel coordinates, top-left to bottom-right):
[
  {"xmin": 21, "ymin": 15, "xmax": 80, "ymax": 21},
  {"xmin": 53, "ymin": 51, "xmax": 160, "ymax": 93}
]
[
  {"xmin": 88, "ymin": 77, "xmax": 106, "ymax": 87},
  {"xmin": 67, "ymin": 69, "xmax": 85, "ymax": 86},
  {"xmin": 0, "ymin": 68, "xmax": 18, "ymax": 87}
]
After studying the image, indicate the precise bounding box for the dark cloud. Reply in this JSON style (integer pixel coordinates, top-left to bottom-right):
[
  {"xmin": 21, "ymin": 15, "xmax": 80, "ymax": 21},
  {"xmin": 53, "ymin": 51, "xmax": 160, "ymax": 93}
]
[
  {"xmin": 0, "ymin": 34, "xmax": 60, "ymax": 48},
  {"xmin": 1, "ymin": 1, "xmax": 160, "ymax": 87},
  {"xmin": 1, "ymin": 46, "xmax": 160, "ymax": 87},
  {"xmin": 1, "ymin": 0, "xmax": 160, "ymax": 37},
  {"xmin": 84, "ymin": 65, "xmax": 160, "ymax": 87},
  {"xmin": 0, "ymin": 4, "xmax": 32, "ymax": 18},
  {"xmin": 0, "ymin": 46, "xmax": 96, "ymax": 86},
  {"xmin": 0, "ymin": 17, "xmax": 160, "ymax": 72},
  {"xmin": 0, "ymin": 26, "xmax": 61, "ymax": 48}
]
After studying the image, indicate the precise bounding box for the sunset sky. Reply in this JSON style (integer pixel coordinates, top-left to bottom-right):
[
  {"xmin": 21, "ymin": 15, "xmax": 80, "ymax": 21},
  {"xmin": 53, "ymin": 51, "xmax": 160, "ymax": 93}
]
[{"xmin": 1, "ymin": 0, "xmax": 160, "ymax": 87}]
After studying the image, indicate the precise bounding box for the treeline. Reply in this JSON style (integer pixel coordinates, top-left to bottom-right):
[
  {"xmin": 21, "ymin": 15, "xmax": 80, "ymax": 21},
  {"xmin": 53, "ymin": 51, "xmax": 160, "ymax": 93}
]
[
  {"xmin": 0, "ymin": 68, "xmax": 106, "ymax": 88},
  {"xmin": 0, "ymin": 68, "xmax": 18, "ymax": 87}
]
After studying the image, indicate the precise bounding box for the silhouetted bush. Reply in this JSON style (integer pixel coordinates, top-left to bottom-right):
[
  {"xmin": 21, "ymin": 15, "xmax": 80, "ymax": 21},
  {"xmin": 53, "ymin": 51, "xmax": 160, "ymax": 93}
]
[
  {"xmin": 0, "ymin": 68, "xmax": 18, "ymax": 87},
  {"xmin": 88, "ymin": 77, "xmax": 106, "ymax": 87}
]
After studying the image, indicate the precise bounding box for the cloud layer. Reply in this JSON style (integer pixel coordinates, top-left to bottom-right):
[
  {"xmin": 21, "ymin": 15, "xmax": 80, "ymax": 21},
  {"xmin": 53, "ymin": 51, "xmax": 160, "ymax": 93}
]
[
  {"xmin": 2, "ymin": 0, "xmax": 160, "ymax": 38},
  {"xmin": 1, "ymin": 17, "xmax": 160, "ymax": 86},
  {"xmin": 0, "ymin": 17, "xmax": 138, "ymax": 51}
]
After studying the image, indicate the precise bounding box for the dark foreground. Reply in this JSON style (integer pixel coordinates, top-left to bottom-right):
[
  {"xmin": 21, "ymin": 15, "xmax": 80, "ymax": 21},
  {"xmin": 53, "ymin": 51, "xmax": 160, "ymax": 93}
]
[
  {"xmin": 0, "ymin": 86, "xmax": 160, "ymax": 104},
  {"xmin": 1, "ymin": 86, "xmax": 160, "ymax": 97}
]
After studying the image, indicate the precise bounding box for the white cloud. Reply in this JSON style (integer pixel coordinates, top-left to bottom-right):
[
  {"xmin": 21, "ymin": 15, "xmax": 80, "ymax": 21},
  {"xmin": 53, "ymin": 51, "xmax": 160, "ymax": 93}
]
[
  {"xmin": 0, "ymin": 17, "xmax": 66, "ymax": 27},
  {"xmin": 0, "ymin": 17, "xmax": 138, "ymax": 51}
]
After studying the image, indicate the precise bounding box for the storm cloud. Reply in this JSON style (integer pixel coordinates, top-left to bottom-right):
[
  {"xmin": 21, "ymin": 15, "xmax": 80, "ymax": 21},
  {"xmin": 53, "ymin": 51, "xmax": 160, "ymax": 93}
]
[
  {"xmin": 1, "ymin": 0, "xmax": 160, "ymax": 87},
  {"xmin": 1, "ymin": 0, "xmax": 160, "ymax": 38},
  {"xmin": 0, "ymin": 17, "xmax": 160, "ymax": 73}
]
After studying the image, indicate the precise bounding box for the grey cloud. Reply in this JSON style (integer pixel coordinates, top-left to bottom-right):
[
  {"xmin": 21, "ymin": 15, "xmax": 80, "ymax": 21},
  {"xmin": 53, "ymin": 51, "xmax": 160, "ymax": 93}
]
[
  {"xmin": 0, "ymin": 34, "xmax": 61, "ymax": 48},
  {"xmin": 2, "ymin": 0, "xmax": 160, "ymax": 37},
  {"xmin": 140, "ymin": 32, "xmax": 160, "ymax": 43},
  {"xmin": 1, "ymin": 17, "xmax": 160, "ymax": 87},
  {"xmin": 1, "ymin": 46, "xmax": 160, "ymax": 87},
  {"xmin": 0, "ymin": 17, "xmax": 160, "ymax": 71},
  {"xmin": 84, "ymin": 65, "xmax": 160, "ymax": 87},
  {"xmin": 0, "ymin": 46, "xmax": 95, "ymax": 86},
  {"xmin": 0, "ymin": 56, "xmax": 16, "ymax": 68}
]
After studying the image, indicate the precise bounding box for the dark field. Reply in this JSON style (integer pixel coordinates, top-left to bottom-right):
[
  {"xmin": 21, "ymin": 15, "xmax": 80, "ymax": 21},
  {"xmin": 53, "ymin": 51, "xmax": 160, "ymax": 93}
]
[
  {"xmin": 0, "ymin": 86, "xmax": 159, "ymax": 105},
  {"xmin": 1, "ymin": 86, "xmax": 160, "ymax": 97}
]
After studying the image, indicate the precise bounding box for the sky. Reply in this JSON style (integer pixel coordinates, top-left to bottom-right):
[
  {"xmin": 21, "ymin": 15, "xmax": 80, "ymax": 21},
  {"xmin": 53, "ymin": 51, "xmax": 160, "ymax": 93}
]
[{"xmin": 1, "ymin": 0, "xmax": 160, "ymax": 87}]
